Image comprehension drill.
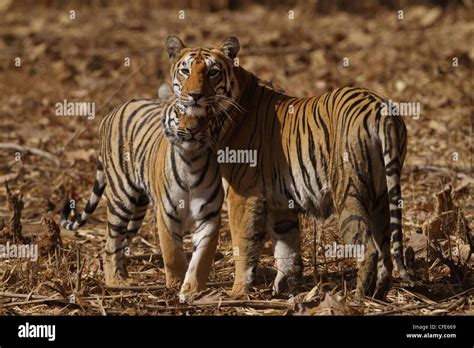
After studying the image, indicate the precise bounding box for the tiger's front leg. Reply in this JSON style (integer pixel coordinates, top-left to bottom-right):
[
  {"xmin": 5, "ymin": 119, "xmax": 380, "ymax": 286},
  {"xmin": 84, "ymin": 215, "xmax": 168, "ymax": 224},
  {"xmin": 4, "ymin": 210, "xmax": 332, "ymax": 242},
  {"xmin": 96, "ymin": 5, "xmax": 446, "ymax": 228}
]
[
  {"xmin": 155, "ymin": 207, "xmax": 188, "ymax": 289},
  {"xmin": 227, "ymin": 192, "xmax": 267, "ymax": 297},
  {"xmin": 179, "ymin": 213, "xmax": 220, "ymax": 302}
]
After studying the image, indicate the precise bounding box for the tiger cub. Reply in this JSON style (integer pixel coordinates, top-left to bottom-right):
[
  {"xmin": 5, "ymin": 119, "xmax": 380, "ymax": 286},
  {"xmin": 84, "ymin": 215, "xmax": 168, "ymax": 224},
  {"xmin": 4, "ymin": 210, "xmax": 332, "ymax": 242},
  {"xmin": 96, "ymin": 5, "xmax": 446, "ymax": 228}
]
[{"xmin": 60, "ymin": 37, "xmax": 241, "ymax": 300}]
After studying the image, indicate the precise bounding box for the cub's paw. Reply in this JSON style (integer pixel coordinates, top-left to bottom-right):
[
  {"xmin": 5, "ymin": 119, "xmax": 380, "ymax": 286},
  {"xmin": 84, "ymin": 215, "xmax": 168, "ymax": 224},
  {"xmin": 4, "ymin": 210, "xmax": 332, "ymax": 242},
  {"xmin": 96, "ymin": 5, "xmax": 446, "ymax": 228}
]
[
  {"xmin": 104, "ymin": 273, "xmax": 131, "ymax": 288},
  {"xmin": 178, "ymin": 282, "xmax": 202, "ymax": 303}
]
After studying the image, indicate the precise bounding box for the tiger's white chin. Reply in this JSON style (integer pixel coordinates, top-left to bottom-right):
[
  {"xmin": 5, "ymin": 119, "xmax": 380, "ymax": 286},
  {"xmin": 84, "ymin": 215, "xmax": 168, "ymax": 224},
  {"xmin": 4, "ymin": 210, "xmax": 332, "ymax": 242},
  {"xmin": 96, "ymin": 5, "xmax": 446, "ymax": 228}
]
[
  {"xmin": 184, "ymin": 105, "xmax": 207, "ymax": 117},
  {"xmin": 176, "ymin": 139, "xmax": 207, "ymax": 154}
]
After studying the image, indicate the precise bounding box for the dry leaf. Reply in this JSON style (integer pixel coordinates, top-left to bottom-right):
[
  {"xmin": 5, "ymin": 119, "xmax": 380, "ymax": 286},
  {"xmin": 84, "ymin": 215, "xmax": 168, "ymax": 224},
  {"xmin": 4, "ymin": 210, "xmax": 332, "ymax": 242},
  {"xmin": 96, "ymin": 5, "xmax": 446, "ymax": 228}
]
[
  {"xmin": 191, "ymin": 289, "xmax": 226, "ymax": 304},
  {"xmin": 0, "ymin": 0, "xmax": 13, "ymax": 12},
  {"xmin": 422, "ymin": 185, "xmax": 471, "ymax": 240},
  {"xmin": 295, "ymin": 292, "xmax": 359, "ymax": 315},
  {"xmin": 419, "ymin": 7, "xmax": 442, "ymax": 28},
  {"xmin": 407, "ymin": 232, "xmax": 428, "ymax": 259},
  {"xmin": 313, "ymin": 292, "xmax": 358, "ymax": 315},
  {"xmin": 453, "ymin": 176, "xmax": 474, "ymax": 194},
  {"xmin": 64, "ymin": 149, "xmax": 97, "ymax": 163}
]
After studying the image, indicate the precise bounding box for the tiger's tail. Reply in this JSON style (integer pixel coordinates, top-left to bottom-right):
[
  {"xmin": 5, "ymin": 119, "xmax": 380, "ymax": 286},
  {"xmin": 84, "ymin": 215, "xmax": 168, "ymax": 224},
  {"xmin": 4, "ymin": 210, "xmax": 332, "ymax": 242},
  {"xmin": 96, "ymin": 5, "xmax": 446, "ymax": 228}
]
[
  {"xmin": 61, "ymin": 157, "xmax": 106, "ymax": 230},
  {"xmin": 377, "ymin": 114, "xmax": 411, "ymax": 281}
]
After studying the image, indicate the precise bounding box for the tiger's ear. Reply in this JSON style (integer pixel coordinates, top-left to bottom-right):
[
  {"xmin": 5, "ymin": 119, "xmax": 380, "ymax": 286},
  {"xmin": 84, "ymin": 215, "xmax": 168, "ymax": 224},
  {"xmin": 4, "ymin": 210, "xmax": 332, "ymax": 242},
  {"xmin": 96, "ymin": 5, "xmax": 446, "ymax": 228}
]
[
  {"xmin": 166, "ymin": 36, "xmax": 186, "ymax": 59},
  {"xmin": 221, "ymin": 37, "xmax": 240, "ymax": 60}
]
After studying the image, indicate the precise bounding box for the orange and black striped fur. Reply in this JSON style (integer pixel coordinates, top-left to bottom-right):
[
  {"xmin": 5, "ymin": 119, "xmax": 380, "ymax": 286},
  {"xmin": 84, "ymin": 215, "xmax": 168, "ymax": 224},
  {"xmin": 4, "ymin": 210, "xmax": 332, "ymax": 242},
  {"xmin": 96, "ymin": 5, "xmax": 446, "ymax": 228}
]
[
  {"xmin": 168, "ymin": 37, "xmax": 411, "ymax": 300},
  {"xmin": 61, "ymin": 37, "xmax": 241, "ymax": 300}
]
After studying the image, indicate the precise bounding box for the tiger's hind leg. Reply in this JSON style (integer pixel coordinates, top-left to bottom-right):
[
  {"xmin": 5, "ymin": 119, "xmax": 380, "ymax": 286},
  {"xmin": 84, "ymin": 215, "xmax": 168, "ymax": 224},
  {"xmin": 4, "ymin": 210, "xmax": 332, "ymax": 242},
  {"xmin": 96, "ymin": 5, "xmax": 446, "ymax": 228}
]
[
  {"xmin": 358, "ymin": 237, "xmax": 378, "ymax": 299},
  {"xmin": 268, "ymin": 209, "xmax": 303, "ymax": 296},
  {"xmin": 371, "ymin": 193, "xmax": 393, "ymax": 300},
  {"xmin": 120, "ymin": 195, "xmax": 150, "ymax": 270},
  {"xmin": 103, "ymin": 188, "xmax": 138, "ymax": 287},
  {"xmin": 125, "ymin": 195, "xmax": 149, "ymax": 243},
  {"xmin": 336, "ymin": 195, "xmax": 378, "ymax": 300}
]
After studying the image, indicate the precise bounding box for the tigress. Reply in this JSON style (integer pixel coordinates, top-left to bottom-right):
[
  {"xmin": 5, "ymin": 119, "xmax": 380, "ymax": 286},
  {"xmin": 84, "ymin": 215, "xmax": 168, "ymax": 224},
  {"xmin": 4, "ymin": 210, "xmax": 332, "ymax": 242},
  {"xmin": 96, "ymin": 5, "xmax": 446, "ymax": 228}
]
[
  {"xmin": 60, "ymin": 37, "xmax": 241, "ymax": 300},
  {"xmin": 166, "ymin": 36, "xmax": 411, "ymax": 300}
]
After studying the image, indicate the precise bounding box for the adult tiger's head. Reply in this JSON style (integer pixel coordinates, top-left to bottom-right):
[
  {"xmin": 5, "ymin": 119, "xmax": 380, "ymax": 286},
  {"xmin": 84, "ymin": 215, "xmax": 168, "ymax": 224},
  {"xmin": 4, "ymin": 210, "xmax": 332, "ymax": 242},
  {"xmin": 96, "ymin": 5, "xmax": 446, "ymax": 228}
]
[{"xmin": 165, "ymin": 35, "xmax": 241, "ymax": 118}]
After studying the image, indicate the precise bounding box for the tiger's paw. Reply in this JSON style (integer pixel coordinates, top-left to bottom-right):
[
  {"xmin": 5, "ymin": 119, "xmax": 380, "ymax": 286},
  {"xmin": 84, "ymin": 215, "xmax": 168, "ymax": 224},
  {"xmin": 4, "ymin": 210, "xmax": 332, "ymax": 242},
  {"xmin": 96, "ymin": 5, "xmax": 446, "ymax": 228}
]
[
  {"xmin": 230, "ymin": 283, "xmax": 249, "ymax": 298},
  {"xmin": 178, "ymin": 282, "xmax": 202, "ymax": 303},
  {"xmin": 272, "ymin": 268, "xmax": 303, "ymax": 297},
  {"xmin": 104, "ymin": 272, "xmax": 130, "ymax": 288},
  {"xmin": 165, "ymin": 275, "xmax": 185, "ymax": 291},
  {"xmin": 178, "ymin": 292, "xmax": 197, "ymax": 304}
]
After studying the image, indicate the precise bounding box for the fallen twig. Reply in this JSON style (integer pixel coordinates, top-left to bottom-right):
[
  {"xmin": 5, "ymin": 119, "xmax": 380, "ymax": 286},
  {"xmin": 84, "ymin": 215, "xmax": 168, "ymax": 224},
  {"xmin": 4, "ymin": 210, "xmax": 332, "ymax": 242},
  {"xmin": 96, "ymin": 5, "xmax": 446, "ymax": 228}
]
[
  {"xmin": 368, "ymin": 303, "xmax": 431, "ymax": 316},
  {"xmin": 0, "ymin": 291, "xmax": 139, "ymax": 302},
  {"xmin": 142, "ymin": 299, "xmax": 292, "ymax": 311},
  {"xmin": 105, "ymin": 285, "xmax": 166, "ymax": 291},
  {"xmin": 0, "ymin": 169, "xmax": 21, "ymax": 184},
  {"xmin": 0, "ymin": 143, "xmax": 60, "ymax": 166}
]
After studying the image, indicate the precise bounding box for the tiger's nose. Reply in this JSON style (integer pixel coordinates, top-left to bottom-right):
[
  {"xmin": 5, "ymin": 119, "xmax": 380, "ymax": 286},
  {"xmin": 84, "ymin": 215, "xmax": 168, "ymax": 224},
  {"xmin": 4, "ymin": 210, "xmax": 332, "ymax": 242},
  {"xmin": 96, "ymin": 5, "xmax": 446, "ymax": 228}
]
[{"xmin": 189, "ymin": 91, "xmax": 204, "ymax": 102}]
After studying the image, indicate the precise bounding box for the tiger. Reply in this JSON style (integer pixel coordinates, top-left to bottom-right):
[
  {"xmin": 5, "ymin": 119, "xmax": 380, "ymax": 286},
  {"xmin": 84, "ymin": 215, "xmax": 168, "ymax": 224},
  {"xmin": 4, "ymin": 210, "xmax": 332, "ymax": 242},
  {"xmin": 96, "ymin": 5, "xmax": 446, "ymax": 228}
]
[
  {"xmin": 166, "ymin": 36, "xmax": 412, "ymax": 300},
  {"xmin": 60, "ymin": 37, "xmax": 242, "ymax": 300}
]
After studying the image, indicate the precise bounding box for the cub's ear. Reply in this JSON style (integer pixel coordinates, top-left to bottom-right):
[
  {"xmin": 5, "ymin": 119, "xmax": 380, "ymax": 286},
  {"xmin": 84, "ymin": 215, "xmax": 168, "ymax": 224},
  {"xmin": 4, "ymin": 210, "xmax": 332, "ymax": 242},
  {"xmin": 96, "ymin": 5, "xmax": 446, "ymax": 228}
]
[
  {"xmin": 221, "ymin": 37, "xmax": 240, "ymax": 60},
  {"xmin": 158, "ymin": 83, "xmax": 172, "ymax": 100},
  {"xmin": 166, "ymin": 36, "xmax": 186, "ymax": 59}
]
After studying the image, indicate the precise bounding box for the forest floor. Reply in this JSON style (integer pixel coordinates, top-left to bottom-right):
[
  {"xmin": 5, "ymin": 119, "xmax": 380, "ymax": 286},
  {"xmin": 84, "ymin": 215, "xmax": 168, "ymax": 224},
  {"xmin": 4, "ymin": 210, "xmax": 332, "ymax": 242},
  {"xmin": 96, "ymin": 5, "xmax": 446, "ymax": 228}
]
[{"xmin": 0, "ymin": 3, "xmax": 472, "ymax": 315}]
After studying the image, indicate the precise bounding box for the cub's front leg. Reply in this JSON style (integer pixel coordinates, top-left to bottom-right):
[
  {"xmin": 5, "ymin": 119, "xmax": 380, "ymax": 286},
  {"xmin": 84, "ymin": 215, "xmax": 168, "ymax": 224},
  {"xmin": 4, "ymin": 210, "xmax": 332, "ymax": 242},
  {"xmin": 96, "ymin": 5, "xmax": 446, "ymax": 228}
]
[
  {"xmin": 179, "ymin": 182, "xmax": 224, "ymax": 301},
  {"xmin": 179, "ymin": 212, "xmax": 220, "ymax": 302},
  {"xmin": 155, "ymin": 206, "xmax": 188, "ymax": 289}
]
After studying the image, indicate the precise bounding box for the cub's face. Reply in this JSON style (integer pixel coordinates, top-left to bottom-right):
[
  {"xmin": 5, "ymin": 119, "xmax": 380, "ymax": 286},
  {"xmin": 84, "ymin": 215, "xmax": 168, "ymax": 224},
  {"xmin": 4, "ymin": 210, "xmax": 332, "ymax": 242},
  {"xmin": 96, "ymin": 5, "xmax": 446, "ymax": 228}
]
[
  {"xmin": 163, "ymin": 107, "xmax": 215, "ymax": 153},
  {"xmin": 165, "ymin": 36, "xmax": 240, "ymax": 119}
]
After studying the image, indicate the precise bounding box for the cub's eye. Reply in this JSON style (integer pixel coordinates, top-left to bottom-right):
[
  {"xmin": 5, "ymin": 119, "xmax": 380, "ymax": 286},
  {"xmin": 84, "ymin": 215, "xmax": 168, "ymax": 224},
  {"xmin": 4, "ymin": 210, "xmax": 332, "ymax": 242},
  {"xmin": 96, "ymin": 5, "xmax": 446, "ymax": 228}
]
[
  {"xmin": 180, "ymin": 68, "xmax": 190, "ymax": 75},
  {"xmin": 208, "ymin": 69, "xmax": 220, "ymax": 78}
]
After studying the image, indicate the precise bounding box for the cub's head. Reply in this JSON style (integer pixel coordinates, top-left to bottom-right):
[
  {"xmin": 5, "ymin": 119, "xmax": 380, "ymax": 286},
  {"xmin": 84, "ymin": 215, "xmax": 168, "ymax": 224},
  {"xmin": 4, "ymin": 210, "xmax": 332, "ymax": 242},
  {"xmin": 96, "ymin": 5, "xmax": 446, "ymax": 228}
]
[
  {"xmin": 163, "ymin": 108, "xmax": 217, "ymax": 153},
  {"xmin": 165, "ymin": 35, "xmax": 241, "ymax": 118}
]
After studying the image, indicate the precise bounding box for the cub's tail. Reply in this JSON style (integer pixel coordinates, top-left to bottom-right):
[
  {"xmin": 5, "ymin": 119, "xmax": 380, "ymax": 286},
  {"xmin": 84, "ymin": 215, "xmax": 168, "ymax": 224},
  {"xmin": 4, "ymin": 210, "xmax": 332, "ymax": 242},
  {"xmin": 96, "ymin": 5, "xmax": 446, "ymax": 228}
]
[{"xmin": 61, "ymin": 157, "xmax": 106, "ymax": 230}]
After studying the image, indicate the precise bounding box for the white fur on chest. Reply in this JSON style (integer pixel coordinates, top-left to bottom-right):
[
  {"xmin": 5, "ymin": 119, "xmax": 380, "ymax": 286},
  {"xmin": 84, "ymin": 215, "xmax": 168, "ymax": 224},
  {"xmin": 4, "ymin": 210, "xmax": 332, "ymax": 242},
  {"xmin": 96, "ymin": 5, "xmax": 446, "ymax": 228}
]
[{"xmin": 169, "ymin": 151, "xmax": 222, "ymax": 233}]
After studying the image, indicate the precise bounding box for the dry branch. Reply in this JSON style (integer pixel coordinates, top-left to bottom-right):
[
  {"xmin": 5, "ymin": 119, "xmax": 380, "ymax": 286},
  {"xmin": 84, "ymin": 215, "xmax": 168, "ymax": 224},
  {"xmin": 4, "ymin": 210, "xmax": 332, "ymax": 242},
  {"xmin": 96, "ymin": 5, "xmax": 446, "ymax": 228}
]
[
  {"xmin": 105, "ymin": 285, "xmax": 166, "ymax": 291},
  {"xmin": 0, "ymin": 143, "xmax": 60, "ymax": 166},
  {"xmin": 142, "ymin": 299, "xmax": 292, "ymax": 311},
  {"xmin": 0, "ymin": 169, "xmax": 21, "ymax": 183}
]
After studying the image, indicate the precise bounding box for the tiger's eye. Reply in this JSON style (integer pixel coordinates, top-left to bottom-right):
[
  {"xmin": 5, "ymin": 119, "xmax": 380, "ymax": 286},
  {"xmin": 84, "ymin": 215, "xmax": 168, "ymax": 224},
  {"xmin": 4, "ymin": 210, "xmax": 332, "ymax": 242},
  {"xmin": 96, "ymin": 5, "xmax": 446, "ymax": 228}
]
[
  {"xmin": 208, "ymin": 69, "xmax": 220, "ymax": 78},
  {"xmin": 180, "ymin": 68, "xmax": 190, "ymax": 75}
]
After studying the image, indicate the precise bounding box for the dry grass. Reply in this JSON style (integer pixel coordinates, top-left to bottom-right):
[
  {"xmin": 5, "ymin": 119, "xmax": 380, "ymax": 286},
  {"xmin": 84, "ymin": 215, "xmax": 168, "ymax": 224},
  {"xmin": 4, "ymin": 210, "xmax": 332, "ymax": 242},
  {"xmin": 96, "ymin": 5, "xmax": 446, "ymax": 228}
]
[{"xmin": 0, "ymin": 2, "xmax": 472, "ymax": 315}]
